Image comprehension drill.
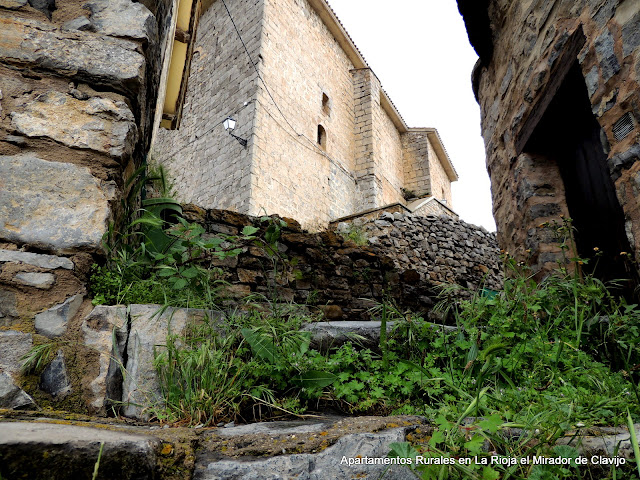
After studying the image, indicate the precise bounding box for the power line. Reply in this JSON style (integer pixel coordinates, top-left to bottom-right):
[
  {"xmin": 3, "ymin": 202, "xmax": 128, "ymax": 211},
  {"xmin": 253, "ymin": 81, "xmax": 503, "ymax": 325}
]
[{"xmin": 220, "ymin": 0, "xmax": 299, "ymax": 135}]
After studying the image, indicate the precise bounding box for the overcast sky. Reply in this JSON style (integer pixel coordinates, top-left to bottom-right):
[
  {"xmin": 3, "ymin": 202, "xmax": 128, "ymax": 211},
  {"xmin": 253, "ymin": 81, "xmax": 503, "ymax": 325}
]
[{"xmin": 327, "ymin": 0, "xmax": 497, "ymax": 231}]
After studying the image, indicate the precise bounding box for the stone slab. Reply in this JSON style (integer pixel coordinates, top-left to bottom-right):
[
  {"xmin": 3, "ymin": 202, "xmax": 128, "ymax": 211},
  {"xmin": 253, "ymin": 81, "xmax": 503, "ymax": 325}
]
[
  {"xmin": 81, "ymin": 305, "xmax": 128, "ymax": 413},
  {"xmin": 13, "ymin": 272, "xmax": 55, "ymax": 289},
  {"xmin": 302, "ymin": 321, "xmax": 395, "ymax": 351},
  {"xmin": 0, "ymin": 155, "xmax": 112, "ymax": 253},
  {"xmin": 0, "ymin": 330, "xmax": 32, "ymax": 377},
  {"xmin": 0, "ymin": 249, "xmax": 74, "ymax": 270},
  {"xmin": 11, "ymin": 91, "xmax": 137, "ymax": 159},
  {"xmin": 0, "ymin": 13, "xmax": 145, "ymax": 94},
  {"xmin": 195, "ymin": 425, "xmax": 415, "ymax": 480},
  {"xmin": 0, "ymin": 372, "xmax": 35, "ymax": 409},
  {"xmin": 0, "ymin": 422, "xmax": 159, "ymax": 480},
  {"xmin": 35, "ymin": 294, "xmax": 84, "ymax": 338}
]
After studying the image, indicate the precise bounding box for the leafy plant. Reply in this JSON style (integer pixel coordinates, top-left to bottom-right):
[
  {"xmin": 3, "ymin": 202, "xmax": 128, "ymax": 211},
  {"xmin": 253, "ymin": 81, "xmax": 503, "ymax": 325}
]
[{"xmin": 338, "ymin": 224, "xmax": 368, "ymax": 246}]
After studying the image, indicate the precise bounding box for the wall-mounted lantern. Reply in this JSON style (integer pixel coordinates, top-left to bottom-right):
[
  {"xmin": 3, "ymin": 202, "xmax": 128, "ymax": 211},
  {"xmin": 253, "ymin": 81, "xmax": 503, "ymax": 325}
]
[{"xmin": 223, "ymin": 117, "xmax": 248, "ymax": 147}]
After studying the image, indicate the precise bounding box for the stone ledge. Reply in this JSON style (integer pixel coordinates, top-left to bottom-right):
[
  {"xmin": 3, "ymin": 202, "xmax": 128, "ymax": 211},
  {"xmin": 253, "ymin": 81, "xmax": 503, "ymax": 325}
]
[{"xmin": 0, "ymin": 13, "xmax": 145, "ymax": 95}]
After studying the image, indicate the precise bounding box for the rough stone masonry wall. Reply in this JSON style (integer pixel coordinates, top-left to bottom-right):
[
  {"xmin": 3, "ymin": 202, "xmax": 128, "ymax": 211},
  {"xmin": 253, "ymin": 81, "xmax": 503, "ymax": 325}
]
[
  {"xmin": 152, "ymin": 0, "xmax": 261, "ymax": 213},
  {"xmin": 464, "ymin": 0, "xmax": 640, "ymax": 273},
  {"xmin": 182, "ymin": 204, "xmax": 503, "ymax": 322},
  {"xmin": 0, "ymin": 0, "xmax": 175, "ymax": 411},
  {"xmin": 336, "ymin": 211, "xmax": 502, "ymax": 292}
]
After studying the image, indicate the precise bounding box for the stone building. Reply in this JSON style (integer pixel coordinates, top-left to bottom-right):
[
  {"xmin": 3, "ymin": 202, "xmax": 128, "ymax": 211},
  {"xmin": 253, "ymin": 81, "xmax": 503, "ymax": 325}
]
[
  {"xmin": 152, "ymin": 0, "xmax": 458, "ymax": 230},
  {"xmin": 458, "ymin": 0, "xmax": 640, "ymax": 283}
]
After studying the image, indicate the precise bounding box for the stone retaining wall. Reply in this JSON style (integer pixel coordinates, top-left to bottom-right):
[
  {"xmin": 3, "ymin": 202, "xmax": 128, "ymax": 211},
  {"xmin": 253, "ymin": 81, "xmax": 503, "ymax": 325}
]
[
  {"xmin": 336, "ymin": 210, "xmax": 503, "ymax": 292},
  {"xmin": 183, "ymin": 204, "xmax": 503, "ymax": 319}
]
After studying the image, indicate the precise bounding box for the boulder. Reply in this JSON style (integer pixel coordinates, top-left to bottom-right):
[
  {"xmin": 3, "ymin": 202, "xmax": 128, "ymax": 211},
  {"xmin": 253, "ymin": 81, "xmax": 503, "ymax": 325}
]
[{"xmin": 0, "ymin": 155, "xmax": 113, "ymax": 253}]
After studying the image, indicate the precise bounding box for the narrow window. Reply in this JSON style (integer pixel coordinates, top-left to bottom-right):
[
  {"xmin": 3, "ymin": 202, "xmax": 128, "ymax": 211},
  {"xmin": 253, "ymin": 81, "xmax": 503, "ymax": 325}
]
[
  {"xmin": 317, "ymin": 125, "xmax": 327, "ymax": 149},
  {"xmin": 322, "ymin": 93, "xmax": 330, "ymax": 115}
]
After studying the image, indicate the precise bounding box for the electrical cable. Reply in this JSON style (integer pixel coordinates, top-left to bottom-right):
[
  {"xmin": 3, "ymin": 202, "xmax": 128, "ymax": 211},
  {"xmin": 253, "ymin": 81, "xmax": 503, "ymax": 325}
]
[
  {"xmin": 221, "ymin": 0, "xmax": 299, "ymax": 136},
  {"xmin": 220, "ymin": 0, "xmax": 355, "ymax": 175}
]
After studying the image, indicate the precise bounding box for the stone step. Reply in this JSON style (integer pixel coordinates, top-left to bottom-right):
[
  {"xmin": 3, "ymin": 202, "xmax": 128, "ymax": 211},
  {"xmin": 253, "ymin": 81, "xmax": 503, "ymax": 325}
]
[
  {"xmin": 0, "ymin": 421, "xmax": 161, "ymax": 480},
  {"xmin": 194, "ymin": 415, "xmax": 425, "ymax": 480}
]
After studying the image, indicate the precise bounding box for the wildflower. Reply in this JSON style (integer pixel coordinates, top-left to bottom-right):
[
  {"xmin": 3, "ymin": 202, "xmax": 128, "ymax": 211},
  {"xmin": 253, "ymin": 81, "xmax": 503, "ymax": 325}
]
[
  {"xmin": 578, "ymin": 260, "xmax": 584, "ymax": 265},
  {"xmin": 621, "ymin": 252, "xmax": 628, "ymax": 256},
  {"xmin": 593, "ymin": 247, "xmax": 599, "ymax": 252}
]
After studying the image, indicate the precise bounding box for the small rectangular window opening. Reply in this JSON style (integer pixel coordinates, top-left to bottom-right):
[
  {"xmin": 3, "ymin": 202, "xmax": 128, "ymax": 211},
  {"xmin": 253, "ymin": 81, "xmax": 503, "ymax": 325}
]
[{"xmin": 322, "ymin": 93, "xmax": 330, "ymax": 115}]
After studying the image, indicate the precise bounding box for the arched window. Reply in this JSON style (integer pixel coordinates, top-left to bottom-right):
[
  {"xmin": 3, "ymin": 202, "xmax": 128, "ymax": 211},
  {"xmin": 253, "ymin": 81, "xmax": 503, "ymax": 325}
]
[{"xmin": 317, "ymin": 125, "xmax": 327, "ymax": 149}]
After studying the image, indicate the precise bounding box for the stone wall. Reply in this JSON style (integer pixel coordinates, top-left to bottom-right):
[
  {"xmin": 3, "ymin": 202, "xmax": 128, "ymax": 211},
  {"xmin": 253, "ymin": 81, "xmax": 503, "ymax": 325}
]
[
  {"xmin": 182, "ymin": 204, "xmax": 503, "ymax": 320},
  {"xmin": 335, "ymin": 211, "xmax": 502, "ymax": 292},
  {"xmin": 0, "ymin": 0, "xmax": 176, "ymax": 411},
  {"xmin": 151, "ymin": 0, "xmax": 261, "ymax": 212},
  {"xmin": 426, "ymin": 136, "xmax": 454, "ymax": 206},
  {"xmin": 0, "ymin": 199, "xmax": 502, "ymax": 414},
  {"xmin": 458, "ymin": 0, "xmax": 640, "ymax": 277}
]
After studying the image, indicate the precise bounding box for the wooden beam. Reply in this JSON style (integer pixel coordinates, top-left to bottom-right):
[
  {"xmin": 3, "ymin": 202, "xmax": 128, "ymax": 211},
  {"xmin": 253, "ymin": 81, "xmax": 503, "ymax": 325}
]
[
  {"xmin": 173, "ymin": 0, "xmax": 202, "ymax": 130},
  {"xmin": 175, "ymin": 27, "xmax": 191, "ymax": 44}
]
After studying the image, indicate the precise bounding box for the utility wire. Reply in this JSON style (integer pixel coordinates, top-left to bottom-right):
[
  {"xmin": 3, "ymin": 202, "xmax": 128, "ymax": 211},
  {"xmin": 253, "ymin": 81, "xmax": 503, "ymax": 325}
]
[
  {"xmin": 221, "ymin": 0, "xmax": 298, "ymax": 135},
  {"xmin": 219, "ymin": 0, "xmax": 401, "ymax": 194}
]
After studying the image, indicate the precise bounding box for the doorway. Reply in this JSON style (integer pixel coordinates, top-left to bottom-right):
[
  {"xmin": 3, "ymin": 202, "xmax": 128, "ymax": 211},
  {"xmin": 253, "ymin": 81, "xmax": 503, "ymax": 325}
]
[{"xmin": 524, "ymin": 62, "xmax": 633, "ymax": 286}]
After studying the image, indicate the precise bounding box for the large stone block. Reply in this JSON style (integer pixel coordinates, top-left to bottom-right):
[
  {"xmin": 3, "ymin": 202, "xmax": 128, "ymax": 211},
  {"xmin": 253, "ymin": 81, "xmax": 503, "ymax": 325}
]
[
  {"xmin": 0, "ymin": 13, "xmax": 145, "ymax": 94},
  {"xmin": 0, "ymin": 155, "xmax": 113, "ymax": 253},
  {"xmin": 35, "ymin": 294, "xmax": 84, "ymax": 338},
  {"xmin": 0, "ymin": 249, "xmax": 74, "ymax": 270},
  {"xmin": 85, "ymin": 0, "xmax": 157, "ymax": 43},
  {"xmin": 123, "ymin": 305, "xmax": 218, "ymax": 419},
  {"xmin": 11, "ymin": 91, "xmax": 138, "ymax": 159},
  {"xmin": 81, "ymin": 305, "xmax": 128, "ymax": 414},
  {"xmin": 0, "ymin": 330, "xmax": 32, "ymax": 378}
]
